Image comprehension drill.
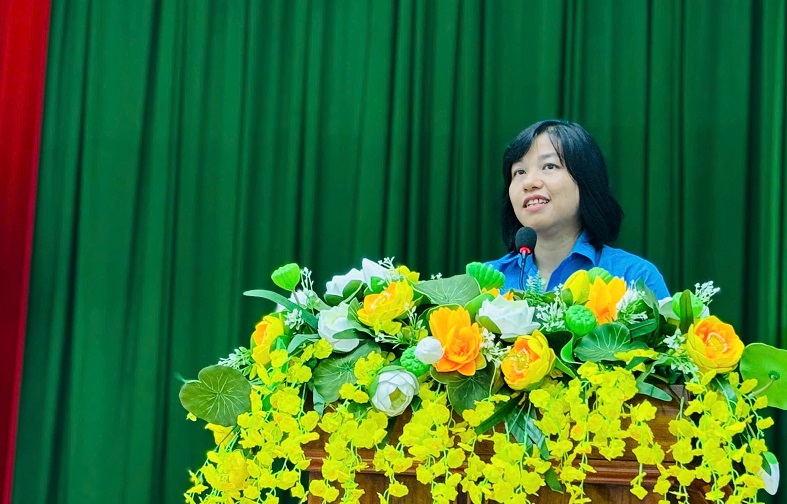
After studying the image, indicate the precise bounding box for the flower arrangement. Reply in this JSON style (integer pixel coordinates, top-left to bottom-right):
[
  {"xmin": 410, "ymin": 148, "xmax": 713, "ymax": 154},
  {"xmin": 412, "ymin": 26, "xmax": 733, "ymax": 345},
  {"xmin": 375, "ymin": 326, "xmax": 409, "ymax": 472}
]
[{"xmin": 180, "ymin": 258, "xmax": 787, "ymax": 504}]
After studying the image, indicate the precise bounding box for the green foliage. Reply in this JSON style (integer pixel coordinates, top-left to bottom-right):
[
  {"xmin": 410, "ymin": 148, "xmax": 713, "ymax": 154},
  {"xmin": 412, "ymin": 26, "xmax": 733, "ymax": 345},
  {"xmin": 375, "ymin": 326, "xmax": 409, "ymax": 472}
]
[
  {"xmin": 740, "ymin": 343, "xmax": 787, "ymax": 409},
  {"xmin": 243, "ymin": 289, "xmax": 319, "ymax": 328},
  {"xmin": 412, "ymin": 274, "xmax": 481, "ymax": 305},
  {"xmin": 573, "ymin": 323, "xmax": 647, "ymax": 362},
  {"xmin": 430, "ymin": 364, "xmax": 495, "ymax": 413},
  {"xmin": 179, "ymin": 365, "xmax": 252, "ymax": 427},
  {"xmin": 313, "ymin": 342, "xmax": 380, "ymax": 403}
]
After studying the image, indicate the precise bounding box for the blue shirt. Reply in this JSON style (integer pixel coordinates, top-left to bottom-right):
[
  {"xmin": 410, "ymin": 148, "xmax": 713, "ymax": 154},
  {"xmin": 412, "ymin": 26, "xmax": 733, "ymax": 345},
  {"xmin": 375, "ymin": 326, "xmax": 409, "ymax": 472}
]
[{"xmin": 486, "ymin": 232, "xmax": 670, "ymax": 298}]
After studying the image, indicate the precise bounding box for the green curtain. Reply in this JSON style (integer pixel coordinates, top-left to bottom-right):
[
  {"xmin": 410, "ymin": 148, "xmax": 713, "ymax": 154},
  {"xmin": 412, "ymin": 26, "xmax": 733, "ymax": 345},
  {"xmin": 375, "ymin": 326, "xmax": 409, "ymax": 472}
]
[{"xmin": 15, "ymin": 0, "xmax": 786, "ymax": 502}]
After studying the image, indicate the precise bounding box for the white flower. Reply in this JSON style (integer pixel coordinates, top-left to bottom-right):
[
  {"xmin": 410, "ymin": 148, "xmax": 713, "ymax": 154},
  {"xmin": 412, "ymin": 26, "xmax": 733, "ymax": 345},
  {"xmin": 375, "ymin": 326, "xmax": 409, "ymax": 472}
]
[
  {"xmin": 325, "ymin": 268, "xmax": 364, "ymax": 297},
  {"xmin": 317, "ymin": 303, "xmax": 359, "ymax": 352},
  {"xmin": 414, "ymin": 337, "xmax": 443, "ymax": 364},
  {"xmin": 477, "ymin": 296, "xmax": 540, "ymax": 341},
  {"xmin": 370, "ymin": 368, "xmax": 419, "ymax": 417},
  {"xmin": 362, "ymin": 258, "xmax": 392, "ymax": 286},
  {"xmin": 759, "ymin": 452, "xmax": 780, "ymax": 495}
]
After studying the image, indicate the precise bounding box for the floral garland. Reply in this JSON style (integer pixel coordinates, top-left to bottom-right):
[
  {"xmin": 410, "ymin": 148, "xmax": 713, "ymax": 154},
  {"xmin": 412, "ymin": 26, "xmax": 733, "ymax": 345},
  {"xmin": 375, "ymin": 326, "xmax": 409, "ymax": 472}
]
[{"xmin": 180, "ymin": 259, "xmax": 785, "ymax": 504}]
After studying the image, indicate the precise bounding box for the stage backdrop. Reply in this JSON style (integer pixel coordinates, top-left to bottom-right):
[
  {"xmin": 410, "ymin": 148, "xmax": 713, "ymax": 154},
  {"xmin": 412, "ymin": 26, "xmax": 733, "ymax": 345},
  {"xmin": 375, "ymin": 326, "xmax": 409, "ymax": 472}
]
[{"xmin": 13, "ymin": 1, "xmax": 787, "ymax": 503}]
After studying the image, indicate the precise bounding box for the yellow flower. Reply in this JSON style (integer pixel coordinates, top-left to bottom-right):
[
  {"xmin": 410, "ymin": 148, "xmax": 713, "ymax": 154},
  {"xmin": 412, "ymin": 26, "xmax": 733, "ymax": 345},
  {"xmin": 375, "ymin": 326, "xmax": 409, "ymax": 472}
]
[
  {"xmin": 585, "ymin": 276, "xmax": 627, "ymax": 324},
  {"xmin": 500, "ymin": 330, "xmax": 555, "ymax": 390},
  {"xmin": 357, "ymin": 281, "xmax": 413, "ymax": 334},
  {"xmin": 564, "ymin": 270, "xmax": 591, "ymax": 304},
  {"xmin": 395, "ymin": 265, "xmax": 420, "ymax": 283},
  {"xmin": 205, "ymin": 423, "xmax": 234, "ymax": 448},
  {"xmin": 684, "ymin": 316, "xmax": 744, "ymax": 374},
  {"xmin": 251, "ymin": 314, "xmax": 286, "ymax": 366},
  {"xmin": 203, "ymin": 450, "xmax": 249, "ymax": 493},
  {"xmin": 615, "ymin": 348, "xmax": 660, "ymax": 364},
  {"xmin": 389, "ymin": 481, "xmax": 409, "ymax": 497},
  {"xmin": 429, "ymin": 307, "xmax": 485, "ymax": 376}
]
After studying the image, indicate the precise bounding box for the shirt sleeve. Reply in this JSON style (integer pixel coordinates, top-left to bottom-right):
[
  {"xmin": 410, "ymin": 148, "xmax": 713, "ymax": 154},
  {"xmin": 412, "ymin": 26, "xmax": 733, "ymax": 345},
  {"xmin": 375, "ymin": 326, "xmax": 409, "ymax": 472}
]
[{"xmin": 626, "ymin": 260, "xmax": 670, "ymax": 299}]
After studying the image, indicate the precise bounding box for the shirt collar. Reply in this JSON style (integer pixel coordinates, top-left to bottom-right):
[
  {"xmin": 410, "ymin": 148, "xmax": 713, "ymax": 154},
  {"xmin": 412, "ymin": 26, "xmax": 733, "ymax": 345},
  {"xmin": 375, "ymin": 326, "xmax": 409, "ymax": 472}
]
[{"xmin": 571, "ymin": 231, "xmax": 599, "ymax": 265}]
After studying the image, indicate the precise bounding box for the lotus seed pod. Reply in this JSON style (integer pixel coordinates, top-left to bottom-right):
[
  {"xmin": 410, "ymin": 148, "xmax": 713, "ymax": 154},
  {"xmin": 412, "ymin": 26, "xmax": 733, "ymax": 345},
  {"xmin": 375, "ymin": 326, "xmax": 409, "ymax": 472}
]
[
  {"xmin": 565, "ymin": 304, "xmax": 597, "ymax": 335},
  {"xmin": 587, "ymin": 267, "xmax": 614, "ymax": 283},
  {"xmin": 271, "ymin": 263, "xmax": 301, "ymax": 291},
  {"xmin": 465, "ymin": 262, "xmax": 505, "ymax": 290}
]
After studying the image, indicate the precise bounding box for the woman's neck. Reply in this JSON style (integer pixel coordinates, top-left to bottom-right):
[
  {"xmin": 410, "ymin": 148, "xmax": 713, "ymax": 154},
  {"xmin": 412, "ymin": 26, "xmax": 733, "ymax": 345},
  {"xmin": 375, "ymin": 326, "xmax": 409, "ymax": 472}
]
[{"xmin": 532, "ymin": 231, "xmax": 581, "ymax": 285}]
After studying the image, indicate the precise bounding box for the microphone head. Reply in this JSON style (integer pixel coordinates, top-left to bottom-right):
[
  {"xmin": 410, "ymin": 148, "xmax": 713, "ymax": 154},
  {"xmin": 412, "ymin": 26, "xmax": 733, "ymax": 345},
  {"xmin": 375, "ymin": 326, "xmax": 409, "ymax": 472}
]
[{"xmin": 515, "ymin": 227, "xmax": 537, "ymax": 254}]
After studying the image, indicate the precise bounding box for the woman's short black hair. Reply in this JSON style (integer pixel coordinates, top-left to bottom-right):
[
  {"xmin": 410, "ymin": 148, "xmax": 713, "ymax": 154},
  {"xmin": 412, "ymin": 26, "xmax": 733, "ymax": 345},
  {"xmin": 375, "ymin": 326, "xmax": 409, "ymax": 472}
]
[{"xmin": 501, "ymin": 119, "xmax": 623, "ymax": 251}]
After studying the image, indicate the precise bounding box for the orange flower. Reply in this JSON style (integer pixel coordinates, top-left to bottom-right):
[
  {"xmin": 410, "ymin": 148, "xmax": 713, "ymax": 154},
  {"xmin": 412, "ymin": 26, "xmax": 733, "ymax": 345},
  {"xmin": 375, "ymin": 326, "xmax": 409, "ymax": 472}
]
[
  {"xmin": 684, "ymin": 316, "xmax": 744, "ymax": 374},
  {"xmin": 428, "ymin": 307, "xmax": 485, "ymax": 376},
  {"xmin": 501, "ymin": 330, "xmax": 555, "ymax": 390},
  {"xmin": 585, "ymin": 276, "xmax": 627, "ymax": 324}
]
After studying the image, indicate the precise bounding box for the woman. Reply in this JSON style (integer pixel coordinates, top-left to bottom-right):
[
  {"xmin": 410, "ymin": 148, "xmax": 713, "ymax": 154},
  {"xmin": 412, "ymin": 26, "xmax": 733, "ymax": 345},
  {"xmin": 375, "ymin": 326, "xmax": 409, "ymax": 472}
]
[{"xmin": 488, "ymin": 119, "xmax": 669, "ymax": 298}]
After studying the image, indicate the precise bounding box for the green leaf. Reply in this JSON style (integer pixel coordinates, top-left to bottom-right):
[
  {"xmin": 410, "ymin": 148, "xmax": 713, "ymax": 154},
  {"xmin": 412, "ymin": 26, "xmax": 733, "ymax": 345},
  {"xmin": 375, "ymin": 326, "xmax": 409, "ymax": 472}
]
[
  {"xmin": 560, "ymin": 337, "xmax": 582, "ymax": 365},
  {"xmin": 574, "ymin": 323, "xmax": 644, "ymax": 362},
  {"xmin": 475, "ymin": 395, "xmax": 519, "ymax": 434},
  {"xmin": 544, "ymin": 467, "xmax": 563, "ymax": 492},
  {"xmin": 635, "ymin": 380, "xmax": 672, "ymax": 402},
  {"xmin": 442, "ymin": 365, "xmax": 495, "ymax": 413},
  {"xmin": 464, "ymin": 292, "xmax": 495, "ymax": 319},
  {"xmin": 505, "ymin": 404, "xmax": 530, "ymax": 445},
  {"xmin": 553, "ymin": 357, "xmax": 576, "ymax": 378},
  {"xmin": 629, "ymin": 319, "xmax": 659, "ymax": 339},
  {"xmin": 678, "ymin": 290, "xmax": 694, "ymax": 334},
  {"xmin": 412, "ymin": 274, "xmax": 481, "ymax": 306},
  {"xmin": 179, "ymin": 365, "xmax": 252, "ymax": 427},
  {"xmin": 243, "ymin": 289, "xmax": 319, "ymax": 328},
  {"xmin": 312, "ymin": 342, "xmax": 380, "ymax": 403},
  {"xmin": 287, "ymin": 333, "xmax": 319, "ymax": 354},
  {"xmin": 331, "ymin": 328, "xmax": 361, "ymax": 340},
  {"xmin": 311, "ymin": 384, "xmax": 326, "ymax": 416},
  {"xmin": 740, "ymin": 343, "xmax": 787, "ymax": 409},
  {"xmin": 524, "ymin": 409, "xmax": 549, "ymax": 459}
]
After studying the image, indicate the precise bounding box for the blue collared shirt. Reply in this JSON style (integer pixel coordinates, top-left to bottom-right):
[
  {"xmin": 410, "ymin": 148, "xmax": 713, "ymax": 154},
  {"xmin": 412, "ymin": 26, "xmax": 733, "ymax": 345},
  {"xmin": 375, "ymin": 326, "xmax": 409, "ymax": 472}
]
[{"xmin": 486, "ymin": 232, "xmax": 670, "ymax": 298}]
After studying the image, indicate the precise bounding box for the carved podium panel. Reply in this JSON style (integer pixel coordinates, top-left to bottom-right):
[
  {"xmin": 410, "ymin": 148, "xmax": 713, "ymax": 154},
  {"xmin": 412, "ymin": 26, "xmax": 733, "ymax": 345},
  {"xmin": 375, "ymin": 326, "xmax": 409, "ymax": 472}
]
[{"xmin": 303, "ymin": 390, "xmax": 712, "ymax": 503}]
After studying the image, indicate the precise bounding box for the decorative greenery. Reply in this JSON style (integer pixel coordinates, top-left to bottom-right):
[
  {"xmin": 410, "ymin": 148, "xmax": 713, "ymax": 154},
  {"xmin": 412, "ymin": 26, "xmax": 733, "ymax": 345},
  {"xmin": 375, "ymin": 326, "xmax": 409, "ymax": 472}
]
[{"xmin": 180, "ymin": 259, "xmax": 785, "ymax": 504}]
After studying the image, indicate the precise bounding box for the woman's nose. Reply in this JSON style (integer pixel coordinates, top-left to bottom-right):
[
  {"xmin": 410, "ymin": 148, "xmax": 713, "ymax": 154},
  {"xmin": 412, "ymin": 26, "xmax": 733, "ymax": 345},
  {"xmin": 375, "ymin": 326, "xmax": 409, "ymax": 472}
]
[{"xmin": 521, "ymin": 170, "xmax": 543, "ymax": 190}]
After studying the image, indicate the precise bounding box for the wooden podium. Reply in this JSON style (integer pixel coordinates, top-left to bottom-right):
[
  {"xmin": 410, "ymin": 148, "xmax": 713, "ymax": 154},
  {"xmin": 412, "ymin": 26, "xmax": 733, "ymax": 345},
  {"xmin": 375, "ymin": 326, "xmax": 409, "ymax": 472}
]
[{"xmin": 303, "ymin": 390, "xmax": 713, "ymax": 503}]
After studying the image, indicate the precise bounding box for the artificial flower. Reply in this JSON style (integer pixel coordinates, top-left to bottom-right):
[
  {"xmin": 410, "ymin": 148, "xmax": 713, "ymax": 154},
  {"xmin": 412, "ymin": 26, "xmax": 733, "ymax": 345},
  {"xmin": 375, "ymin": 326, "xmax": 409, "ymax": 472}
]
[
  {"xmin": 429, "ymin": 307, "xmax": 485, "ymax": 376},
  {"xmin": 564, "ymin": 270, "xmax": 591, "ymax": 304},
  {"xmin": 361, "ymin": 258, "xmax": 392, "ymax": 285},
  {"xmin": 414, "ymin": 336, "xmax": 444, "ymax": 364},
  {"xmin": 317, "ymin": 303, "xmax": 359, "ymax": 352},
  {"xmin": 500, "ymin": 330, "xmax": 555, "ymax": 390},
  {"xmin": 477, "ymin": 295, "xmax": 540, "ymax": 341},
  {"xmin": 325, "ymin": 268, "xmax": 364, "ymax": 297},
  {"xmin": 585, "ymin": 276, "xmax": 627, "ymax": 324},
  {"xmin": 684, "ymin": 316, "xmax": 744, "ymax": 373},
  {"xmin": 357, "ymin": 281, "xmax": 413, "ymax": 334},
  {"xmin": 251, "ymin": 314, "xmax": 286, "ymax": 365},
  {"xmin": 370, "ymin": 368, "xmax": 419, "ymax": 416}
]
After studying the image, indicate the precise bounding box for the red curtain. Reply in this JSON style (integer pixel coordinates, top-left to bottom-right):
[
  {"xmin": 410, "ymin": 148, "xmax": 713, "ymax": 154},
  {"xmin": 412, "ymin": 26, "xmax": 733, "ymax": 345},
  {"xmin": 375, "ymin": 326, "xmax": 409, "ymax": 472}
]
[{"xmin": 0, "ymin": 0, "xmax": 51, "ymax": 501}]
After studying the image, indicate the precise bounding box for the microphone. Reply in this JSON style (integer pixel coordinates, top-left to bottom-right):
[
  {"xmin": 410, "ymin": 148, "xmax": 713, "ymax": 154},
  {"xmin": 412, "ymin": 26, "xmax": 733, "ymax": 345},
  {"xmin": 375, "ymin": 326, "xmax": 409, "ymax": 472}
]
[
  {"xmin": 515, "ymin": 227, "xmax": 537, "ymax": 257},
  {"xmin": 515, "ymin": 227, "xmax": 537, "ymax": 289}
]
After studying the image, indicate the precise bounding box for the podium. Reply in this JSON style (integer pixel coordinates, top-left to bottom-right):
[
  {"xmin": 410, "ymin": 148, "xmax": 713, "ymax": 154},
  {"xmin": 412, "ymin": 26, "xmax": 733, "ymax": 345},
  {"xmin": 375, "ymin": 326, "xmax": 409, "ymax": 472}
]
[{"xmin": 302, "ymin": 389, "xmax": 712, "ymax": 503}]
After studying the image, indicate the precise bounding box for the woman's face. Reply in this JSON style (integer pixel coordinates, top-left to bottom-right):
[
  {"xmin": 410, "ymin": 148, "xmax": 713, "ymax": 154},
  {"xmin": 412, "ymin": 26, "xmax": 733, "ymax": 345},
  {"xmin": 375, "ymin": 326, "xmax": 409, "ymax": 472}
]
[{"xmin": 508, "ymin": 133, "xmax": 581, "ymax": 241}]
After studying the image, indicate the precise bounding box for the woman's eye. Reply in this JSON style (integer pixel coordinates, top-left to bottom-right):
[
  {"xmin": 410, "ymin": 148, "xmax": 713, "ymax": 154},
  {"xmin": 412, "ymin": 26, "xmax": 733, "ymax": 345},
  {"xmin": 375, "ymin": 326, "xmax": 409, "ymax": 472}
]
[
  {"xmin": 512, "ymin": 168, "xmax": 525, "ymax": 177},
  {"xmin": 543, "ymin": 163, "xmax": 557, "ymax": 170}
]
